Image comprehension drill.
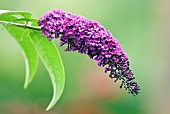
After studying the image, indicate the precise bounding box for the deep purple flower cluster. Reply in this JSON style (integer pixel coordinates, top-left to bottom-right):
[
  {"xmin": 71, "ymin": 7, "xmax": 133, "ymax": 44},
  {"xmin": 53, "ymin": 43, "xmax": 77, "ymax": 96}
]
[{"xmin": 38, "ymin": 9, "xmax": 140, "ymax": 96}]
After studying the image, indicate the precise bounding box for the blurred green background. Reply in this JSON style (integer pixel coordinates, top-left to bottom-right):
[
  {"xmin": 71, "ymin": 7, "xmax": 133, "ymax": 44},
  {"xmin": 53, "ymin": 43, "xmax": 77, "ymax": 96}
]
[{"xmin": 0, "ymin": 0, "xmax": 169, "ymax": 114}]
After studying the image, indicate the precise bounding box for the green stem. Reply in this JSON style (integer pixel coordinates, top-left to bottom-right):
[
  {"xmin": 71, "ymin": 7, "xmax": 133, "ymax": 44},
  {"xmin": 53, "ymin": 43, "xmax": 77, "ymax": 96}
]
[{"xmin": 0, "ymin": 21, "xmax": 41, "ymax": 31}]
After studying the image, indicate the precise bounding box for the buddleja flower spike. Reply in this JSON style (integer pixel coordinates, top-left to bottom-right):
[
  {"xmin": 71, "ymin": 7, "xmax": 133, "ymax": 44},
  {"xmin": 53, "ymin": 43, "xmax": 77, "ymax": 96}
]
[{"xmin": 38, "ymin": 9, "xmax": 140, "ymax": 96}]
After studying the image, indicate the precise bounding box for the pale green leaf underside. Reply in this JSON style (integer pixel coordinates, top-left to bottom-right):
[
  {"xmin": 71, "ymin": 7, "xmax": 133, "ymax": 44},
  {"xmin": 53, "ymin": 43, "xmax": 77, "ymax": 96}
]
[
  {"xmin": 0, "ymin": 12, "xmax": 38, "ymax": 88},
  {"xmin": 30, "ymin": 31, "xmax": 65, "ymax": 111}
]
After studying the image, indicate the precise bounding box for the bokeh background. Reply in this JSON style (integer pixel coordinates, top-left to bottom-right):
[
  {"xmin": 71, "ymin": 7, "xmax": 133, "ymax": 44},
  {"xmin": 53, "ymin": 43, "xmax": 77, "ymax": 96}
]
[{"xmin": 0, "ymin": 0, "xmax": 169, "ymax": 114}]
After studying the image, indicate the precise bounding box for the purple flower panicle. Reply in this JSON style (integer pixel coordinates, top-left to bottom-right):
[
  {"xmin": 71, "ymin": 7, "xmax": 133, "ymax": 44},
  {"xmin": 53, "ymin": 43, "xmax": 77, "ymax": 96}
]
[{"xmin": 38, "ymin": 9, "xmax": 140, "ymax": 96}]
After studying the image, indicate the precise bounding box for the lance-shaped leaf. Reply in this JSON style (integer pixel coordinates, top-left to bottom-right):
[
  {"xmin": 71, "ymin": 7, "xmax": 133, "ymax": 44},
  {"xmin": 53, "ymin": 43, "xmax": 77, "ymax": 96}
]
[
  {"xmin": 5, "ymin": 26, "xmax": 39, "ymax": 88},
  {"xmin": 0, "ymin": 13, "xmax": 39, "ymax": 88},
  {"xmin": 0, "ymin": 10, "xmax": 32, "ymax": 20},
  {"xmin": 30, "ymin": 31, "xmax": 65, "ymax": 111},
  {"xmin": 0, "ymin": 10, "xmax": 39, "ymax": 29}
]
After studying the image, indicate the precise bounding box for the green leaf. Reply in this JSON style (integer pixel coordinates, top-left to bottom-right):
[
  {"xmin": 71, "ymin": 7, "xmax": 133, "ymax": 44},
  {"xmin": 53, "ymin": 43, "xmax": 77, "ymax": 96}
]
[
  {"xmin": 0, "ymin": 10, "xmax": 38, "ymax": 29},
  {"xmin": 5, "ymin": 25, "xmax": 39, "ymax": 88},
  {"xmin": 0, "ymin": 12, "xmax": 39, "ymax": 88},
  {"xmin": 30, "ymin": 31, "xmax": 65, "ymax": 111},
  {"xmin": 0, "ymin": 10, "xmax": 32, "ymax": 19},
  {"xmin": 0, "ymin": 10, "xmax": 33, "ymax": 27}
]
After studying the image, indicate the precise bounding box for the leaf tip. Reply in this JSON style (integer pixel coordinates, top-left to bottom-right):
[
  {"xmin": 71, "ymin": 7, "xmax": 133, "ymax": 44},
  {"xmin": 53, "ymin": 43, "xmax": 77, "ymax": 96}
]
[
  {"xmin": 24, "ymin": 81, "xmax": 29, "ymax": 89},
  {"xmin": 45, "ymin": 106, "xmax": 51, "ymax": 111},
  {"xmin": 45, "ymin": 95, "xmax": 57, "ymax": 111}
]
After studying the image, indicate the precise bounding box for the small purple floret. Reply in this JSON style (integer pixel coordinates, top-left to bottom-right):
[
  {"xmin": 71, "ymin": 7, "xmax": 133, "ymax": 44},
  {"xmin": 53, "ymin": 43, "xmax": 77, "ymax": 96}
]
[{"xmin": 38, "ymin": 9, "xmax": 140, "ymax": 96}]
